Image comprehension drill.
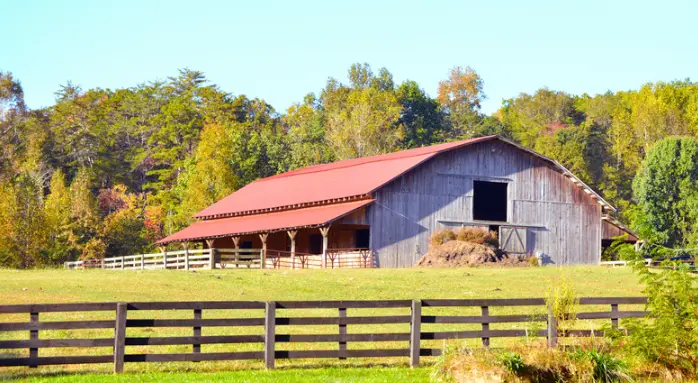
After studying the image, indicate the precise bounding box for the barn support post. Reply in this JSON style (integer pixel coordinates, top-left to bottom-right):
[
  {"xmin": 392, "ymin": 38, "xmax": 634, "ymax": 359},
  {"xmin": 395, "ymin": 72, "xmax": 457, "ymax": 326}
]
[
  {"xmin": 205, "ymin": 239, "xmax": 216, "ymax": 269},
  {"xmin": 182, "ymin": 242, "xmax": 190, "ymax": 270},
  {"xmin": 259, "ymin": 233, "xmax": 268, "ymax": 269},
  {"xmin": 287, "ymin": 230, "xmax": 297, "ymax": 269},
  {"xmin": 232, "ymin": 236, "xmax": 241, "ymax": 268},
  {"xmin": 319, "ymin": 226, "xmax": 331, "ymax": 268},
  {"xmin": 159, "ymin": 246, "xmax": 167, "ymax": 270}
]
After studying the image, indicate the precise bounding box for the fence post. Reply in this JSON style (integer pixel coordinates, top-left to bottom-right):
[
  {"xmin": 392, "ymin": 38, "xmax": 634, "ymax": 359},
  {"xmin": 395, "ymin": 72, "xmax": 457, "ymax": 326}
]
[
  {"xmin": 338, "ymin": 307, "xmax": 347, "ymax": 360},
  {"xmin": 264, "ymin": 301, "xmax": 276, "ymax": 369},
  {"xmin": 481, "ymin": 306, "xmax": 490, "ymax": 348},
  {"xmin": 410, "ymin": 299, "xmax": 422, "ymax": 368},
  {"xmin": 114, "ymin": 303, "xmax": 128, "ymax": 373},
  {"xmin": 547, "ymin": 302, "xmax": 558, "ymax": 348},
  {"xmin": 140, "ymin": 254, "xmax": 144, "ymax": 270},
  {"xmin": 162, "ymin": 248, "xmax": 168, "ymax": 270},
  {"xmin": 610, "ymin": 303, "xmax": 619, "ymax": 330},
  {"xmin": 120, "ymin": 256, "xmax": 125, "ymax": 270},
  {"xmin": 184, "ymin": 247, "xmax": 190, "ymax": 271},
  {"xmin": 193, "ymin": 309, "xmax": 201, "ymax": 357},
  {"xmin": 29, "ymin": 312, "xmax": 39, "ymax": 368}
]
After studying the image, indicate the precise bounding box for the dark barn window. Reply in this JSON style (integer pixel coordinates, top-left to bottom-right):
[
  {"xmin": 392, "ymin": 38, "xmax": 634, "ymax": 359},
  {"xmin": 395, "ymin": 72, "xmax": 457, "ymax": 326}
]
[
  {"xmin": 355, "ymin": 229, "xmax": 370, "ymax": 249},
  {"xmin": 241, "ymin": 240, "xmax": 253, "ymax": 255},
  {"xmin": 473, "ymin": 180, "xmax": 507, "ymax": 222},
  {"xmin": 309, "ymin": 234, "xmax": 323, "ymax": 254}
]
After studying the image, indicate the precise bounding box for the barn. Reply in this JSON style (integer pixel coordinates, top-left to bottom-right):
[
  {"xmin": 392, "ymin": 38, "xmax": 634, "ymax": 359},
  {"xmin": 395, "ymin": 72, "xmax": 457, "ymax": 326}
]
[{"xmin": 157, "ymin": 135, "xmax": 631, "ymax": 267}]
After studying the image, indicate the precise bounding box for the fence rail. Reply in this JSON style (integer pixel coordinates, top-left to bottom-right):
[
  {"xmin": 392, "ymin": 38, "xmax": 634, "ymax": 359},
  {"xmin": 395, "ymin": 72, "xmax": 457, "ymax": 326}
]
[
  {"xmin": 64, "ymin": 248, "xmax": 376, "ymax": 270},
  {"xmin": 0, "ymin": 297, "xmax": 647, "ymax": 372},
  {"xmin": 600, "ymin": 258, "xmax": 696, "ymax": 272}
]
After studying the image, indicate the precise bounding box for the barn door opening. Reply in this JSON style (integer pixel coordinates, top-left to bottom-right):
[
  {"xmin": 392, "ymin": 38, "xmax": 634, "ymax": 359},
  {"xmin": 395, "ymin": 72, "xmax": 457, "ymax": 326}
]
[{"xmin": 473, "ymin": 180, "xmax": 507, "ymax": 222}]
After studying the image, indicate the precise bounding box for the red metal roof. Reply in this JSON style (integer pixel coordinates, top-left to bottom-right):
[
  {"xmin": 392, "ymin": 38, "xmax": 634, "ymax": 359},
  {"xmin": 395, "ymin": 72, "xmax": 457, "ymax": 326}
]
[
  {"xmin": 157, "ymin": 199, "xmax": 374, "ymax": 244},
  {"xmin": 194, "ymin": 136, "xmax": 497, "ymax": 219}
]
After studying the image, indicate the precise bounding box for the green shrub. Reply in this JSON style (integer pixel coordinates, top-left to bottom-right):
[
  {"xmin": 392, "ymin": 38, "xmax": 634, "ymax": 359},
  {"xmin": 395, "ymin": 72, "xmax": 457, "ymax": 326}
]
[
  {"xmin": 545, "ymin": 275, "xmax": 579, "ymax": 331},
  {"xmin": 527, "ymin": 254, "xmax": 540, "ymax": 266},
  {"xmin": 625, "ymin": 260, "xmax": 698, "ymax": 377},
  {"xmin": 572, "ymin": 349, "xmax": 630, "ymax": 383},
  {"xmin": 498, "ymin": 351, "xmax": 525, "ymax": 375}
]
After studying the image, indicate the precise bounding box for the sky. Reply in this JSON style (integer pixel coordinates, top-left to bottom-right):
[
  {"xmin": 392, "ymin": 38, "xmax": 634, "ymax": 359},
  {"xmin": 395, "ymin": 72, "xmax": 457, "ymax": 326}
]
[{"xmin": 3, "ymin": 0, "xmax": 698, "ymax": 115}]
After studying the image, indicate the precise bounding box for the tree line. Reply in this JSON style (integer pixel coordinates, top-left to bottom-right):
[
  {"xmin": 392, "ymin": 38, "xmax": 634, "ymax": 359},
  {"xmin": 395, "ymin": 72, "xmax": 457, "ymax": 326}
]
[{"xmin": 1, "ymin": 64, "xmax": 697, "ymax": 267}]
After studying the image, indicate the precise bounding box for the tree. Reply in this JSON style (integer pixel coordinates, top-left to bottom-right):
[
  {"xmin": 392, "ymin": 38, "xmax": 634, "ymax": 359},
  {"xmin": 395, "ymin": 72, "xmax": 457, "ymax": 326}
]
[
  {"xmin": 499, "ymin": 88, "xmax": 580, "ymax": 148},
  {"xmin": 632, "ymin": 137, "xmax": 698, "ymax": 249},
  {"xmin": 11, "ymin": 174, "xmax": 46, "ymax": 268},
  {"xmin": 44, "ymin": 169, "xmax": 75, "ymax": 264},
  {"xmin": 99, "ymin": 185, "xmax": 150, "ymax": 257},
  {"xmin": 437, "ymin": 66, "xmax": 486, "ymax": 138},
  {"xmin": 323, "ymin": 64, "xmax": 403, "ymax": 159},
  {"xmin": 0, "ymin": 72, "xmax": 28, "ymax": 177},
  {"xmin": 69, "ymin": 167, "xmax": 101, "ymax": 254},
  {"xmin": 0, "ymin": 71, "xmax": 26, "ymax": 122},
  {"xmin": 395, "ymin": 80, "xmax": 445, "ymax": 148},
  {"xmin": 175, "ymin": 123, "xmax": 237, "ymax": 229},
  {"xmin": 284, "ymin": 94, "xmax": 334, "ymax": 169},
  {"xmin": 0, "ymin": 181, "xmax": 18, "ymax": 267}
]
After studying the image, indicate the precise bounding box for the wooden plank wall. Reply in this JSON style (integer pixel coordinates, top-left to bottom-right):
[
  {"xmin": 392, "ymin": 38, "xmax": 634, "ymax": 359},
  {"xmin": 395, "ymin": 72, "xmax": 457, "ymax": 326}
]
[{"xmin": 368, "ymin": 140, "xmax": 603, "ymax": 267}]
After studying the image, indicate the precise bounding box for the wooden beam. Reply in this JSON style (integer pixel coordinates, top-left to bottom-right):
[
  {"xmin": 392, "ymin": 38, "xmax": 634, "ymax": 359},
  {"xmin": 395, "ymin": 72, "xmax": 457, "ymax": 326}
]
[
  {"xmin": 232, "ymin": 237, "xmax": 241, "ymax": 268},
  {"xmin": 205, "ymin": 239, "xmax": 215, "ymax": 269},
  {"xmin": 319, "ymin": 226, "xmax": 330, "ymax": 268},
  {"xmin": 287, "ymin": 231, "xmax": 297, "ymax": 270},
  {"xmin": 259, "ymin": 233, "xmax": 268, "ymax": 269}
]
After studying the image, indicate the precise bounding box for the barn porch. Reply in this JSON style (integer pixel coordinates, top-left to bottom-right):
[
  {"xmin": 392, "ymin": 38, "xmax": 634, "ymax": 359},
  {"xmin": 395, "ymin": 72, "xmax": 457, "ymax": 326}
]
[
  {"xmin": 151, "ymin": 199, "xmax": 376, "ymax": 269},
  {"xmin": 199, "ymin": 223, "xmax": 374, "ymax": 269}
]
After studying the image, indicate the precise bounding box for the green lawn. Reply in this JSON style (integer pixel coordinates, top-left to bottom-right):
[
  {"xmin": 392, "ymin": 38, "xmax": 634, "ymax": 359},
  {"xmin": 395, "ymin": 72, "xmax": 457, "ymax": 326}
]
[
  {"xmin": 10, "ymin": 367, "xmax": 431, "ymax": 383},
  {"xmin": 0, "ymin": 266, "xmax": 644, "ymax": 381},
  {"xmin": 0, "ymin": 266, "xmax": 641, "ymax": 303}
]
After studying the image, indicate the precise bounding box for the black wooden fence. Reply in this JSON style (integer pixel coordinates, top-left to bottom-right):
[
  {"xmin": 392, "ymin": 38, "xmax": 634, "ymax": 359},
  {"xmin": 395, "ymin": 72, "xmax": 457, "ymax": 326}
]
[{"xmin": 0, "ymin": 297, "xmax": 647, "ymax": 373}]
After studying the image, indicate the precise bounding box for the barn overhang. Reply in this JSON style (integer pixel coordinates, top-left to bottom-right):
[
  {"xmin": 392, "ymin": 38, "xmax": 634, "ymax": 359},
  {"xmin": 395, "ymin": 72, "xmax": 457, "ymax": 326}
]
[{"xmin": 156, "ymin": 199, "xmax": 374, "ymax": 245}]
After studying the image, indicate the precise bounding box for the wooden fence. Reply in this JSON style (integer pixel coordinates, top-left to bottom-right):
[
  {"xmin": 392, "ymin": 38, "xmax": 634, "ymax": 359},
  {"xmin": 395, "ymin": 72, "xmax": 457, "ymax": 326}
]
[
  {"xmin": 600, "ymin": 258, "xmax": 696, "ymax": 272},
  {"xmin": 64, "ymin": 248, "xmax": 376, "ymax": 270},
  {"xmin": 0, "ymin": 297, "xmax": 647, "ymax": 373}
]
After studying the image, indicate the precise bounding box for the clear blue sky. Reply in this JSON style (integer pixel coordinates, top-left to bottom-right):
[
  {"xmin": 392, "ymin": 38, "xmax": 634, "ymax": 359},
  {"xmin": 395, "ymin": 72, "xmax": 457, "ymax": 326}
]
[{"xmin": 3, "ymin": 0, "xmax": 697, "ymax": 114}]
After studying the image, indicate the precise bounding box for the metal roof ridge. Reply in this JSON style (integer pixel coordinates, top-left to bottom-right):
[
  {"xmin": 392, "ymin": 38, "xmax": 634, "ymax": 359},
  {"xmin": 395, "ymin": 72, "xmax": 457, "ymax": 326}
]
[{"xmin": 253, "ymin": 136, "xmax": 497, "ymax": 183}]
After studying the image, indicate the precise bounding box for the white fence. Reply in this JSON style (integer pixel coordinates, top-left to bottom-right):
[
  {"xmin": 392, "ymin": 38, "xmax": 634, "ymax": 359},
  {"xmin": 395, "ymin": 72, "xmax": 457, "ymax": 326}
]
[{"xmin": 64, "ymin": 249, "xmax": 264, "ymax": 270}]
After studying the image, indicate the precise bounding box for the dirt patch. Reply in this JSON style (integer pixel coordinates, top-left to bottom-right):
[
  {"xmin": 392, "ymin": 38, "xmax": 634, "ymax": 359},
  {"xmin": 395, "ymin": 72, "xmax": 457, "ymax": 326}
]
[{"xmin": 416, "ymin": 240, "xmax": 529, "ymax": 267}]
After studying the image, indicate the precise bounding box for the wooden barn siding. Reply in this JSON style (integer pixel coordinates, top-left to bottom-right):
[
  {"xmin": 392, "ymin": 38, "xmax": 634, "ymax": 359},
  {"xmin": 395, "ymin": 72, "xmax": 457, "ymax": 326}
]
[{"xmin": 368, "ymin": 140, "xmax": 602, "ymax": 267}]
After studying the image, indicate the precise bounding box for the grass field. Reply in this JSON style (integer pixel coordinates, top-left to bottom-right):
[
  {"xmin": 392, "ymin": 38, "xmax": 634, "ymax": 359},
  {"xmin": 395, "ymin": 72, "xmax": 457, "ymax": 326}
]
[{"xmin": 0, "ymin": 266, "xmax": 644, "ymax": 382}]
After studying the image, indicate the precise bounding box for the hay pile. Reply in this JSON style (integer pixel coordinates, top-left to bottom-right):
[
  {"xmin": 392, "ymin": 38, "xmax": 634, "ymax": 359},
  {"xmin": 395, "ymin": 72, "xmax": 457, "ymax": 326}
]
[
  {"xmin": 416, "ymin": 227, "xmax": 530, "ymax": 267},
  {"xmin": 416, "ymin": 240, "xmax": 501, "ymax": 267}
]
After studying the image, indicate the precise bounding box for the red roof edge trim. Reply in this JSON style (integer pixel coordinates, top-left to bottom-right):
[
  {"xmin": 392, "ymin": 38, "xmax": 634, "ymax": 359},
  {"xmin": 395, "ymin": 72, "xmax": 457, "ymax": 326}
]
[
  {"xmin": 196, "ymin": 194, "xmax": 373, "ymax": 221},
  {"xmin": 157, "ymin": 199, "xmax": 374, "ymax": 245}
]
